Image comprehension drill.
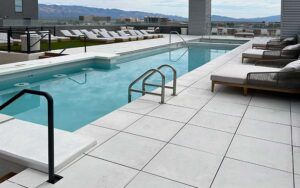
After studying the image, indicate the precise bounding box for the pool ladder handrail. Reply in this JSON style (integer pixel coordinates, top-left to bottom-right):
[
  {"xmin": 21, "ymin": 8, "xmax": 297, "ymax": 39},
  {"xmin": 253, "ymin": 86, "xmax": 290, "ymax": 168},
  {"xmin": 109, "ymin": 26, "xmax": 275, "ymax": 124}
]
[
  {"xmin": 169, "ymin": 31, "xmax": 189, "ymax": 48},
  {"xmin": 0, "ymin": 89, "xmax": 63, "ymax": 184},
  {"xmin": 128, "ymin": 65, "xmax": 177, "ymax": 104}
]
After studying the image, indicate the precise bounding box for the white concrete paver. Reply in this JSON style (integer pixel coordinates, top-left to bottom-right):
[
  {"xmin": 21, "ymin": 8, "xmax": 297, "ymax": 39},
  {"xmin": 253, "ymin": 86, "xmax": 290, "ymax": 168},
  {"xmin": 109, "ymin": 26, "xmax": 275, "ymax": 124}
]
[
  {"xmin": 211, "ymin": 158, "xmax": 293, "ymax": 188},
  {"xmin": 188, "ymin": 110, "xmax": 241, "ymax": 133},
  {"xmin": 40, "ymin": 156, "xmax": 138, "ymax": 188},
  {"xmin": 8, "ymin": 169, "xmax": 48, "ymax": 188},
  {"xmin": 245, "ymin": 106, "xmax": 291, "ymax": 125},
  {"xmin": 227, "ymin": 135, "xmax": 293, "ymax": 172},
  {"xmin": 120, "ymin": 100, "xmax": 160, "ymax": 115},
  {"xmin": 126, "ymin": 172, "xmax": 194, "ymax": 188},
  {"xmin": 0, "ymin": 114, "xmax": 13, "ymax": 123},
  {"xmin": 0, "ymin": 181, "xmax": 24, "ymax": 188},
  {"xmin": 203, "ymin": 100, "xmax": 248, "ymax": 117},
  {"xmin": 144, "ymin": 144, "xmax": 222, "ymax": 188},
  {"xmin": 238, "ymin": 118, "xmax": 291, "ymax": 144},
  {"xmin": 124, "ymin": 116, "xmax": 184, "ymax": 142},
  {"xmin": 148, "ymin": 104, "xmax": 198, "ymax": 123},
  {"xmin": 88, "ymin": 133, "xmax": 165, "ymax": 170},
  {"xmin": 91, "ymin": 110, "xmax": 143, "ymax": 130},
  {"xmin": 171, "ymin": 125, "xmax": 233, "ymax": 155}
]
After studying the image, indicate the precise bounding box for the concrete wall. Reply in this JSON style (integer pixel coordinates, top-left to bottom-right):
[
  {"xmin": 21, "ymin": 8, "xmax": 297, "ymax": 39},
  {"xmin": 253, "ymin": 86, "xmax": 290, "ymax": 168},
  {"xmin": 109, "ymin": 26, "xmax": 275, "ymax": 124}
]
[
  {"xmin": 0, "ymin": 51, "xmax": 44, "ymax": 64},
  {"xmin": 0, "ymin": 0, "xmax": 38, "ymax": 20},
  {"xmin": 188, "ymin": 0, "xmax": 211, "ymax": 35},
  {"xmin": 281, "ymin": 0, "xmax": 300, "ymax": 37}
]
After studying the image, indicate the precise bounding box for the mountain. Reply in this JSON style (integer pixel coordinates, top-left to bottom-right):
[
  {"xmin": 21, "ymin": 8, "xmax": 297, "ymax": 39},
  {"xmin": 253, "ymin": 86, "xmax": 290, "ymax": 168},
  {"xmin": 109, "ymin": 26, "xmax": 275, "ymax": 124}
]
[
  {"xmin": 39, "ymin": 4, "xmax": 280, "ymax": 22},
  {"xmin": 212, "ymin": 15, "xmax": 280, "ymax": 22},
  {"xmin": 38, "ymin": 4, "xmax": 187, "ymax": 21}
]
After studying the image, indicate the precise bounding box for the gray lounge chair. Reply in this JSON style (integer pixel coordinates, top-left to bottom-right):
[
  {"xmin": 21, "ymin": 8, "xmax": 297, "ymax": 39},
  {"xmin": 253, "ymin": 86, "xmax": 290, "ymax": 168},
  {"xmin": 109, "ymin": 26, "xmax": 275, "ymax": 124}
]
[
  {"xmin": 60, "ymin": 30, "xmax": 80, "ymax": 38},
  {"xmin": 81, "ymin": 30, "xmax": 115, "ymax": 43},
  {"xmin": 99, "ymin": 30, "xmax": 128, "ymax": 42},
  {"xmin": 134, "ymin": 30, "xmax": 153, "ymax": 39},
  {"xmin": 252, "ymin": 37, "xmax": 296, "ymax": 50},
  {"xmin": 211, "ymin": 60, "xmax": 300, "ymax": 95},
  {"xmin": 127, "ymin": 30, "xmax": 144, "ymax": 40},
  {"xmin": 242, "ymin": 44, "xmax": 300, "ymax": 63}
]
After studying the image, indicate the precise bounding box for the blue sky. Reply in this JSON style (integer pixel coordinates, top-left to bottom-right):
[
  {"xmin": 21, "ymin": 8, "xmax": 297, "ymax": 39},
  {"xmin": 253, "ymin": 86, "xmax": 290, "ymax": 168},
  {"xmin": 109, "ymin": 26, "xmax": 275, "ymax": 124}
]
[{"xmin": 39, "ymin": 0, "xmax": 281, "ymax": 18}]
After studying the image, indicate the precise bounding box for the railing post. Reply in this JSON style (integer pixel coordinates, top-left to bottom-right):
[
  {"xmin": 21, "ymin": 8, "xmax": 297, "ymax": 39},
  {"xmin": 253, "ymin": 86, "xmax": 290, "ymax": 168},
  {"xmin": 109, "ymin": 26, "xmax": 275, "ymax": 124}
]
[
  {"xmin": 84, "ymin": 36, "xmax": 87, "ymax": 53},
  {"xmin": 26, "ymin": 31, "xmax": 31, "ymax": 54},
  {"xmin": 48, "ymin": 30, "xmax": 52, "ymax": 51},
  {"xmin": 47, "ymin": 94, "xmax": 55, "ymax": 184},
  {"xmin": 7, "ymin": 28, "xmax": 12, "ymax": 52}
]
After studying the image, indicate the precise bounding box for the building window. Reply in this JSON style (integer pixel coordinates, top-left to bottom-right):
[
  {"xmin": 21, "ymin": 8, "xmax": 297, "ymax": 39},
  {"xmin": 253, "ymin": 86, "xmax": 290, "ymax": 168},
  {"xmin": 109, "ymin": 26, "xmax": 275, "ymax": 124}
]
[{"xmin": 15, "ymin": 0, "xmax": 23, "ymax": 13}]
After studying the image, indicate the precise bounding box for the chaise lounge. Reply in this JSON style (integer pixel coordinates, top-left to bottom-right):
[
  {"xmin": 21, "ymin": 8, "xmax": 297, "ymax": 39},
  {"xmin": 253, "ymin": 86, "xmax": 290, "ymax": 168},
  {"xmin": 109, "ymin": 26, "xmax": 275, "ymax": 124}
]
[
  {"xmin": 211, "ymin": 59, "xmax": 300, "ymax": 95},
  {"xmin": 252, "ymin": 37, "xmax": 296, "ymax": 50}
]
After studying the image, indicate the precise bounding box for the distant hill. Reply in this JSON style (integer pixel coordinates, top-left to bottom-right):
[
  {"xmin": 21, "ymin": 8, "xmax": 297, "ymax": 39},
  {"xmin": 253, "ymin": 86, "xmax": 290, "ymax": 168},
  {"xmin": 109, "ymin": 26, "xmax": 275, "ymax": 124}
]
[
  {"xmin": 39, "ymin": 4, "xmax": 280, "ymax": 22},
  {"xmin": 39, "ymin": 4, "xmax": 187, "ymax": 21}
]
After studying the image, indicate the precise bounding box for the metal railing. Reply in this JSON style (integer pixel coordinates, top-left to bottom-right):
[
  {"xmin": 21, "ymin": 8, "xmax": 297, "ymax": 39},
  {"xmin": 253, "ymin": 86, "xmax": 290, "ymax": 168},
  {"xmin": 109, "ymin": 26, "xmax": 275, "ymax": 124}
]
[
  {"xmin": 169, "ymin": 31, "xmax": 188, "ymax": 48},
  {"xmin": 0, "ymin": 89, "xmax": 62, "ymax": 184},
  {"xmin": 169, "ymin": 48, "xmax": 189, "ymax": 62},
  {"xmin": 128, "ymin": 65, "xmax": 177, "ymax": 104}
]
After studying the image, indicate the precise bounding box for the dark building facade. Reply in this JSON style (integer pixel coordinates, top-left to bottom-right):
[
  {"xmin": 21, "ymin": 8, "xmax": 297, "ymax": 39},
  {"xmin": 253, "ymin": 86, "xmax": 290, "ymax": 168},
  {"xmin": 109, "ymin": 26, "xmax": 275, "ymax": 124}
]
[{"xmin": 0, "ymin": 0, "xmax": 38, "ymax": 20}]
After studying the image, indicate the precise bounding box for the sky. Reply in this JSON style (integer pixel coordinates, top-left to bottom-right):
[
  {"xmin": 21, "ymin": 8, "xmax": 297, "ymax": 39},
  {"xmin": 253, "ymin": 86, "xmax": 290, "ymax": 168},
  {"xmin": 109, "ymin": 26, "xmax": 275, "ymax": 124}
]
[{"xmin": 39, "ymin": 0, "xmax": 281, "ymax": 18}]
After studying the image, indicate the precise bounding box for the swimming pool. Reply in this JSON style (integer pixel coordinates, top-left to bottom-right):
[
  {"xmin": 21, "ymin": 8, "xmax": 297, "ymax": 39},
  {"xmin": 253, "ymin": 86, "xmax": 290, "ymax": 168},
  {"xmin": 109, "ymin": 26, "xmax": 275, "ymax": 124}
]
[{"xmin": 0, "ymin": 43, "xmax": 238, "ymax": 131}]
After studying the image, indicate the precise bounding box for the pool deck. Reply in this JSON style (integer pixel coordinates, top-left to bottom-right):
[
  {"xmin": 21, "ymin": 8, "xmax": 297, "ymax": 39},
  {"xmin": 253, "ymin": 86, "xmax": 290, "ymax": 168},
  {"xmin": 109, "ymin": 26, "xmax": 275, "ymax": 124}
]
[{"xmin": 1, "ymin": 36, "xmax": 299, "ymax": 188}]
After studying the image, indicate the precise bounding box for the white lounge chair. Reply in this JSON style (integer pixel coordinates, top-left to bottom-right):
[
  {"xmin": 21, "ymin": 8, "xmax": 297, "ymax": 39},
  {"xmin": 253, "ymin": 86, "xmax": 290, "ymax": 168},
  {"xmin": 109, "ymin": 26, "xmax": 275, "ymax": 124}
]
[
  {"xmin": 60, "ymin": 30, "xmax": 80, "ymax": 38},
  {"xmin": 99, "ymin": 30, "xmax": 128, "ymax": 42},
  {"xmin": 211, "ymin": 28, "xmax": 218, "ymax": 35},
  {"xmin": 127, "ymin": 30, "xmax": 144, "ymax": 40},
  {"xmin": 108, "ymin": 31, "xmax": 130, "ymax": 42},
  {"xmin": 140, "ymin": 30, "xmax": 161, "ymax": 38},
  {"xmin": 91, "ymin": 29, "xmax": 101, "ymax": 34},
  {"xmin": 117, "ymin": 30, "xmax": 138, "ymax": 41},
  {"xmin": 261, "ymin": 29, "xmax": 269, "ymax": 36},
  {"xmin": 0, "ymin": 32, "xmax": 21, "ymax": 44},
  {"xmin": 39, "ymin": 31, "xmax": 70, "ymax": 42},
  {"xmin": 81, "ymin": 30, "xmax": 115, "ymax": 43},
  {"xmin": 72, "ymin": 30, "xmax": 84, "ymax": 36},
  {"xmin": 134, "ymin": 30, "xmax": 153, "ymax": 39}
]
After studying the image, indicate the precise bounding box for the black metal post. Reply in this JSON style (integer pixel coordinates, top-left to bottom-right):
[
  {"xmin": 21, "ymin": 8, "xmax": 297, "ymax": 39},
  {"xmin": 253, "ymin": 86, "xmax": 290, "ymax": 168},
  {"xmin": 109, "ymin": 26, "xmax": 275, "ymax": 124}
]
[
  {"xmin": 26, "ymin": 32, "xmax": 30, "ymax": 54},
  {"xmin": 48, "ymin": 29, "xmax": 52, "ymax": 51},
  {"xmin": 84, "ymin": 36, "xmax": 87, "ymax": 53},
  {"xmin": 7, "ymin": 28, "xmax": 11, "ymax": 52},
  {"xmin": 53, "ymin": 26, "xmax": 56, "ymax": 36},
  {"xmin": 0, "ymin": 89, "xmax": 63, "ymax": 184}
]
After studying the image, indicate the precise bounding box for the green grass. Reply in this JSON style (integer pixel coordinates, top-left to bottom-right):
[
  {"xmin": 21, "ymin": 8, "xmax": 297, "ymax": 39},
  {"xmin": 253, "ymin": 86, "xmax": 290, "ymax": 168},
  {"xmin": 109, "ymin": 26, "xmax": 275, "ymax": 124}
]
[{"xmin": 0, "ymin": 39, "xmax": 104, "ymax": 53}]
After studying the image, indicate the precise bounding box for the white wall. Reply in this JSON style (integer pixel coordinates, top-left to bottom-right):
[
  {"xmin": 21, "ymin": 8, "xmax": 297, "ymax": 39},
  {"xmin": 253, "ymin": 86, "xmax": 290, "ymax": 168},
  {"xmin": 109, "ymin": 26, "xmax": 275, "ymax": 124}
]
[{"xmin": 0, "ymin": 51, "xmax": 44, "ymax": 64}]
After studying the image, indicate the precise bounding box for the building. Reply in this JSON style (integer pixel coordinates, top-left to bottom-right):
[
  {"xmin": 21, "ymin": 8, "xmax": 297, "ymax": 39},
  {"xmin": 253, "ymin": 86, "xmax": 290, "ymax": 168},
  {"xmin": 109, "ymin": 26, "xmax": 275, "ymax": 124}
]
[
  {"xmin": 144, "ymin": 16, "xmax": 170, "ymax": 24},
  {"xmin": 281, "ymin": 0, "xmax": 300, "ymax": 37},
  {"xmin": 0, "ymin": 0, "xmax": 38, "ymax": 20},
  {"xmin": 188, "ymin": 0, "xmax": 211, "ymax": 35},
  {"xmin": 79, "ymin": 16, "xmax": 111, "ymax": 25}
]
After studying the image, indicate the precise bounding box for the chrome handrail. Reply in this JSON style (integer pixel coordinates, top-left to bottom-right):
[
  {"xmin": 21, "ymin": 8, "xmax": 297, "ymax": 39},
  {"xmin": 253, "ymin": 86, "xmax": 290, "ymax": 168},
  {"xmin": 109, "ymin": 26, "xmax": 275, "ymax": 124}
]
[
  {"xmin": 169, "ymin": 31, "xmax": 188, "ymax": 48},
  {"xmin": 142, "ymin": 64, "xmax": 177, "ymax": 96},
  {"xmin": 169, "ymin": 48, "xmax": 189, "ymax": 62},
  {"xmin": 128, "ymin": 69, "xmax": 166, "ymax": 104}
]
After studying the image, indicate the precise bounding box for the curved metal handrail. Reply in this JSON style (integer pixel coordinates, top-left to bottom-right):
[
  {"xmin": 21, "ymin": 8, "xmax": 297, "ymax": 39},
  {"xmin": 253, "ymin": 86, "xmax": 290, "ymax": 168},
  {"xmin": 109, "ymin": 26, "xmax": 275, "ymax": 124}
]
[
  {"xmin": 142, "ymin": 64, "xmax": 177, "ymax": 96},
  {"xmin": 128, "ymin": 69, "xmax": 166, "ymax": 103},
  {"xmin": 169, "ymin": 31, "xmax": 188, "ymax": 48},
  {"xmin": 0, "ymin": 89, "xmax": 62, "ymax": 184}
]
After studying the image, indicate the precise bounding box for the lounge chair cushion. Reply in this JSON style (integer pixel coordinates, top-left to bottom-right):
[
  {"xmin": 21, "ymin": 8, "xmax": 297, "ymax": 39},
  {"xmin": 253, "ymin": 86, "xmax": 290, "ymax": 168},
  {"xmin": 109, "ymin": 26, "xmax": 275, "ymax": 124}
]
[
  {"xmin": 243, "ymin": 49, "xmax": 265, "ymax": 59},
  {"xmin": 283, "ymin": 37, "xmax": 296, "ymax": 43},
  {"xmin": 274, "ymin": 60, "xmax": 300, "ymax": 79},
  {"xmin": 282, "ymin": 44, "xmax": 300, "ymax": 56},
  {"xmin": 211, "ymin": 64, "xmax": 280, "ymax": 84}
]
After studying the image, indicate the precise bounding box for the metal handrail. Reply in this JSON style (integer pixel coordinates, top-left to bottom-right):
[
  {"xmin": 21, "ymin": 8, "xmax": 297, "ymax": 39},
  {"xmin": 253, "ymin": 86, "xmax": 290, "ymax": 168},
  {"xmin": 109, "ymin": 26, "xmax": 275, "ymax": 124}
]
[
  {"xmin": 0, "ymin": 89, "xmax": 62, "ymax": 184},
  {"xmin": 128, "ymin": 69, "xmax": 166, "ymax": 104},
  {"xmin": 169, "ymin": 31, "xmax": 188, "ymax": 48},
  {"xmin": 30, "ymin": 31, "xmax": 51, "ymax": 48},
  {"xmin": 142, "ymin": 64, "xmax": 177, "ymax": 96},
  {"xmin": 68, "ymin": 73, "xmax": 87, "ymax": 85}
]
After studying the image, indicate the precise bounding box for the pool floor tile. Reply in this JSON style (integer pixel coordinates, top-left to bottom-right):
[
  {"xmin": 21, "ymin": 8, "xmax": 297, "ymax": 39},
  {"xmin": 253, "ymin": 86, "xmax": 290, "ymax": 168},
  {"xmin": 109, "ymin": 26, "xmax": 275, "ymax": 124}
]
[
  {"xmin": 124, "ymin": 116, "xmax": 184, "ymax": 142},
  {"xmin": 148, "ymin": 104, "xmax": 198, "ymax": 123},
  {"xmin": 244, "ymin": 106, "xmax": 291, "ymax": 125},
  {"xmin": 91, "ymin": 110, "xmax": 143, "ymax": 130},
  {"xmin": 227, "ymin": 135, "xmax": 293, "ymax": 172},
  {"xmin": 126, "ymin": 172, "xmax": 194, "ymax": 188},
  {"xmin": 171, "ymin": 125, "xmax": 233, "ymax": 155},
  {"xmin": 144, "ymin": 144, "xmax": 222, "ymax": 187},
  {"xmin": 293, "ymin": 147, "xmax": 300, "ymax": 175},
  {"xmin": 292, "ymin": 113, "xmax": 300, "ymax": 127},
  {"xmin": 292, "ymin": 127, "xmax": 300, "ymax": 147},
  {"xmin": 89, "ymin": 132, "xmax": 165, "ymax": 170},
  {"xmin": 211, "ymin": 158, "xmax": 293, "ymax": 188},
  {"xmin": 188, "ymin": 110, "xmax": 241, "ymax": 133},
  {"xmin": 167, "ymin": 93, "xmax": 209, "ymax": 109},
  {"xmin": 237, "ymin": 119, "xmax": 291, "ymax": 144},
  {"xmin": 250, "ymin": 93, "xmax": 290, "ymax": 112},
  {"xmin": 40, "ymin": 156, "xmax": 138, "ymax": 188}
]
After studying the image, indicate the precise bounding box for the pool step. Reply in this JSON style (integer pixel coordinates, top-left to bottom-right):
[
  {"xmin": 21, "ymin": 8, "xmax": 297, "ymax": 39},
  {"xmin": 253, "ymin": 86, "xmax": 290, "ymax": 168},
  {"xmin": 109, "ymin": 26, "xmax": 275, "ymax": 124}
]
[
  {"xmin": 39, "ymin": 52, "xmax": 67, "ymax": 59},
  {"xmin": 0, "ymin": 172, "xmax": 16, "ymax": 183}
]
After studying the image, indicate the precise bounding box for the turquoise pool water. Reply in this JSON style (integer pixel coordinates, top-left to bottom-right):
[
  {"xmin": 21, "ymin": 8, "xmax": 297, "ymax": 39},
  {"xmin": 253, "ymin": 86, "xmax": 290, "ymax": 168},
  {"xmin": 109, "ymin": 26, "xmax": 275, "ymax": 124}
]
[{"xmin": 0, "ymin": 44, "xmax": 237, "ymax": 131}]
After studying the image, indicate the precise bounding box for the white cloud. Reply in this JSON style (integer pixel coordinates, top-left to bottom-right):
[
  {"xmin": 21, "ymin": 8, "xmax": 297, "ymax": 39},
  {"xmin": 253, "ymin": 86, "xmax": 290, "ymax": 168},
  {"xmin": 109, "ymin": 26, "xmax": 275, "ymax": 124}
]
[{"xmin": 39, "ymin": 0, "xmax": 281, "ymax": 18}]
